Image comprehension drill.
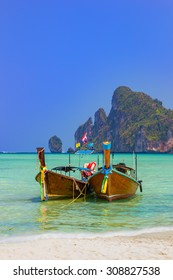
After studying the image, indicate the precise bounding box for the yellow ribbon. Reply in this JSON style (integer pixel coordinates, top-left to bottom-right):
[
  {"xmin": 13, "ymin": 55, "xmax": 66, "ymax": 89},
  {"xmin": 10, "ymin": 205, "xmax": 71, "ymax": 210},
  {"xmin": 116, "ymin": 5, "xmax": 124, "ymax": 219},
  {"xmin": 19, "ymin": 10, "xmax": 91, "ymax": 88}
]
[
  {"xmin": 101, "ymin": 176, "xmax": 108, "ymax": 193},
  {"xmin": 40, "ymin": 166, "xmax": 47, "ymax": 184}
]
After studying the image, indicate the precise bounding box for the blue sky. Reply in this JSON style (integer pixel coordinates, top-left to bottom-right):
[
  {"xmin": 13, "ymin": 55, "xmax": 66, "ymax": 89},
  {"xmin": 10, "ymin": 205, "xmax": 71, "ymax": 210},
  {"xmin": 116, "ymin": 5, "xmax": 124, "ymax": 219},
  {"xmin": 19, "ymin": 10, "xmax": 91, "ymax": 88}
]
[{"xmin": 1, "ymin": 0, "xmax": 173, "ymax": 152}]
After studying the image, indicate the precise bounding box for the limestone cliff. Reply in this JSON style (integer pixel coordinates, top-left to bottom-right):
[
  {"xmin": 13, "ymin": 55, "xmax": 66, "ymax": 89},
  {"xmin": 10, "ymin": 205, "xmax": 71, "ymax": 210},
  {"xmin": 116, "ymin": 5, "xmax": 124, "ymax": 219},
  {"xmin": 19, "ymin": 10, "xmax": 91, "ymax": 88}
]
[
  {"xmin": 75, "ymin": 86, "xmax": 173, "ymax": 153},
  {"xmin": 74, "ymin": 117, "xmax": 93, "ymax": 146}
]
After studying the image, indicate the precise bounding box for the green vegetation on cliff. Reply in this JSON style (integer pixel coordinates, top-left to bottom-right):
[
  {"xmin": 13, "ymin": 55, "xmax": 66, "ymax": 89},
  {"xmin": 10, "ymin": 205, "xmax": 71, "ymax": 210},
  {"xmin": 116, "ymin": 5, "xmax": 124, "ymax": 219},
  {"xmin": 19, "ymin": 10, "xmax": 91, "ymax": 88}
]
[
  {"xmin": 75, "ymin": 86, "xmax": 173, "ymax": 153},
  {"xmin": 112, "ymin": 87, "xmax": 172, "ymax": 143}
]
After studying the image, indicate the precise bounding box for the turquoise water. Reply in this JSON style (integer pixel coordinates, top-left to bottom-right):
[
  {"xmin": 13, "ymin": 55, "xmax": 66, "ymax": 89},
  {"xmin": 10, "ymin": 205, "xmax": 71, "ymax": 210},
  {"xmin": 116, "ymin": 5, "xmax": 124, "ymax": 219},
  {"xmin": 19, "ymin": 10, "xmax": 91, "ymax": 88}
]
[{"xmin": 0, "ymin": 153, "xmax": 173, "ymax": 241}]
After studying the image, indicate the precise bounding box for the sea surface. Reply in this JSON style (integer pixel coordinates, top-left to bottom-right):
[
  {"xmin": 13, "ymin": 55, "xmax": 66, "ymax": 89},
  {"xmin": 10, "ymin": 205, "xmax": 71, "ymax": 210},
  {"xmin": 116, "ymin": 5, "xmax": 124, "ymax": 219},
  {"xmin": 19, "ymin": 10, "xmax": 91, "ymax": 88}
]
[{"xmin": 0, "ymin": 152, "xmax": 173, "ymax": 242}]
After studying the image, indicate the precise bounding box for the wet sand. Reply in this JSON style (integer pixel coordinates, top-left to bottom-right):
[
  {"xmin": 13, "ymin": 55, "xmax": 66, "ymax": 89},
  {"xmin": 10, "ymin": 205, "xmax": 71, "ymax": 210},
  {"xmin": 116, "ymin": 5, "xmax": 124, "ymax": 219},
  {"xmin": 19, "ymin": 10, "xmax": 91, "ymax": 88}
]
[{"xmin": 0, "ymin": 231, "xmax": 173, "ymax": 260}]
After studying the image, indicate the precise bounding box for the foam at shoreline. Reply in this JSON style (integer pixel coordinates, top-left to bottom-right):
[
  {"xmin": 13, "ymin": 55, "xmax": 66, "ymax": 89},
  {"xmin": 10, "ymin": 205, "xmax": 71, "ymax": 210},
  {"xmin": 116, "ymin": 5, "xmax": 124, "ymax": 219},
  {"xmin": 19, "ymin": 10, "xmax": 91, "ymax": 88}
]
[
  {"xmin": 1, "ymin": 227, "xmax": 173, "ymax": 260},
  {"xmin": 1, "ymin": 226, "xmax": 173, "ymax": 244}
]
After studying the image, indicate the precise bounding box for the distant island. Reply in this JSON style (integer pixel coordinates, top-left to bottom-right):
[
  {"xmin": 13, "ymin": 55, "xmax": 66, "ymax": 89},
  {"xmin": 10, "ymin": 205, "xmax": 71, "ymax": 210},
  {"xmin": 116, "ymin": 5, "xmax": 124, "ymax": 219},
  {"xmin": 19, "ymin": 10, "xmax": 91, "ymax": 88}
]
[
  {"xmin": 48, "ymin": 135, "xmax": 62, "ymax": 153},
  {"xmin": 49, "ymin": 86, "xmax": 173, "ymax": 153}
]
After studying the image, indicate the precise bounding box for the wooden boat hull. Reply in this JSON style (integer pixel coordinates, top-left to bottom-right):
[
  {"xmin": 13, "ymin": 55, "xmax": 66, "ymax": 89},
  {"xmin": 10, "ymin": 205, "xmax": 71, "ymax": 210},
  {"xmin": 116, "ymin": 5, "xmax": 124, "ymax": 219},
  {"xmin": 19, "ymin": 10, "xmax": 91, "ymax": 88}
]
[
  {"xmin": 35, "ymin": 170, "xmax": 88, "ymax": 200},
  {"xmin": 88, "ymin": 169, "xmax": 140, "ymax": 202}
]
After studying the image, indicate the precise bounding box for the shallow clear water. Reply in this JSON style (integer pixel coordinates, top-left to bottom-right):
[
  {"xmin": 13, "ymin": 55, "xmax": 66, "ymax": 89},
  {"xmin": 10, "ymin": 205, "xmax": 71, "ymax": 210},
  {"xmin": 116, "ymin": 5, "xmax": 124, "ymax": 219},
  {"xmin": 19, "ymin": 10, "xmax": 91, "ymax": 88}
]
[{"xmin": 0, "ymin": 153, "xmax": 173, "ymax": 241}]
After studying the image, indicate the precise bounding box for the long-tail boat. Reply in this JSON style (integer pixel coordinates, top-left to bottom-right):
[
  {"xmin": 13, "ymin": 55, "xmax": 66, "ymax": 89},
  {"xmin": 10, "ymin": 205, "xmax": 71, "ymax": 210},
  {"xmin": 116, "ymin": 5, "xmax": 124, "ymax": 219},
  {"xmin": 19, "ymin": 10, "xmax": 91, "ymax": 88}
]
[
  {"xmin": 35, "ymin": 147, "xmax": 94, "ymax": 201},
  {"xmin": 88, "ymin": 142, "xmax": 142, "ymax": 202}
]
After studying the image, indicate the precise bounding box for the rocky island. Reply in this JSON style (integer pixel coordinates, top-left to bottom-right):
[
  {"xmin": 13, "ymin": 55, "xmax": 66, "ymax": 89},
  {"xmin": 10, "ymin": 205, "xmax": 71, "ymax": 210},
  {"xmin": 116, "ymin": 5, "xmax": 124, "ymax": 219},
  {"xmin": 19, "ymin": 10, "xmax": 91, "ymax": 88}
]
[
  {"xmin": 75, "ymin": 86, "xmax": 173, "ymax": 153},
  {"xmin": 48, "ymin": 135, "xmax": 62, "ymax": 153}
]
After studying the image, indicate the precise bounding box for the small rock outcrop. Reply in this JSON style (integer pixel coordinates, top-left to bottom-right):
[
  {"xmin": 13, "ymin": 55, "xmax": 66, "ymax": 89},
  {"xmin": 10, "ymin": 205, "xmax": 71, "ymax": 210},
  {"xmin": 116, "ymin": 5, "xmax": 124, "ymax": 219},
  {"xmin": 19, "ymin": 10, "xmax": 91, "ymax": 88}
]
[
  {"xmin": 67, "ymin": 147, "xmax": 75, "ymax": 153},
  {"xmin": 48, "ymin": 135, "xmax": 62, "ymax": 153}
]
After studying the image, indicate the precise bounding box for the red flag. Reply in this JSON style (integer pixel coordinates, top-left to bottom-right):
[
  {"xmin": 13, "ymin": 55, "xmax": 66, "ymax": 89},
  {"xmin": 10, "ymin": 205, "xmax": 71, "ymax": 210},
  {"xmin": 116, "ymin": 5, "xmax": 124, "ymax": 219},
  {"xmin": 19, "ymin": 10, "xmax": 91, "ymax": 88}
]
[{"xmin": 81, "ymin": 132, "xmax": 87, "ymax": 144}]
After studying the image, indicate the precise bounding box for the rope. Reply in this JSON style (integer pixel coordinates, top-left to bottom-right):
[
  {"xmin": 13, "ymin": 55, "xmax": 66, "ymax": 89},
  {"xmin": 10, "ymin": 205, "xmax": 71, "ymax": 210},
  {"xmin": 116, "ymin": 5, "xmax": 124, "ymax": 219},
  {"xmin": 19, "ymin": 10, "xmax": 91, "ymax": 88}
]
[{"xmin": 60, "ymin": 179, "xmax": 88, "ymax": 209}]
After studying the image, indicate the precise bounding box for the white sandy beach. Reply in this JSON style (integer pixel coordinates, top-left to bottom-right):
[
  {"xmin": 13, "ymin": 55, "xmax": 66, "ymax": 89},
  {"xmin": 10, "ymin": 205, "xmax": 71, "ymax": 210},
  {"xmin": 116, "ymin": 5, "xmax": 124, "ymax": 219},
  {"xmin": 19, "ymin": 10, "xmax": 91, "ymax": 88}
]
[{"xmin": 0, "ymin": 231, "xmax": 173, "ymax": 260}]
